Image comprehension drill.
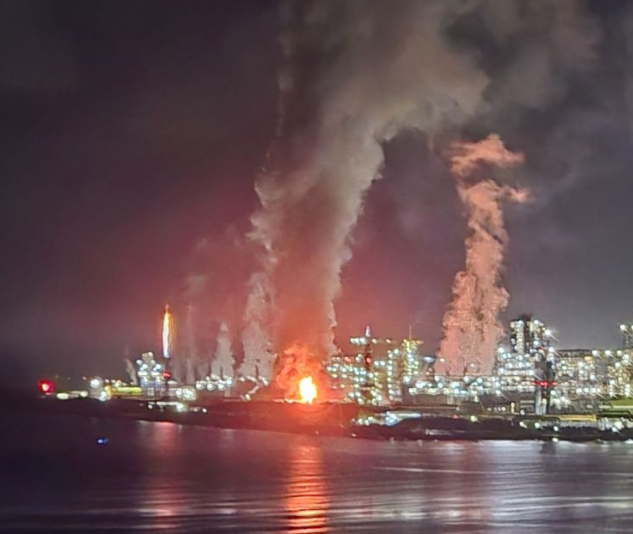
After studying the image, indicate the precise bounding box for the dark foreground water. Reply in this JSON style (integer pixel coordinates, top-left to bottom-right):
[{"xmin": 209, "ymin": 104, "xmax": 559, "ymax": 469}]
[{"xmin": 1, "ymin": 413, "xmax": 633, "ymax": 533}]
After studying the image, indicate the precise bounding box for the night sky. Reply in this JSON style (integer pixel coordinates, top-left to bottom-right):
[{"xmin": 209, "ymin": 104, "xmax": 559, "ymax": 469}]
[{"xmin": 2, "ymin": 0, "xmax": 633, "ymax": 384}]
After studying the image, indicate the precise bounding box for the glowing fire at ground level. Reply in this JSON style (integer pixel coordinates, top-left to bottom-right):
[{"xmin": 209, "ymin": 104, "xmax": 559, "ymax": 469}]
[{"xmin": 299, "ymin": 376, "xmax": 317, "ymax": 404}]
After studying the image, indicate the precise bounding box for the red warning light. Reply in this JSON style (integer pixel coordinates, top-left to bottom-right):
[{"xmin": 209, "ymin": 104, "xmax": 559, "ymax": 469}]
[
  {"xmin": 38, "ymin": 380, "xmax": 55, "ymax": 394},
  {"xmin": 163, "ymin": 370, "xmax": 172, "ymax": 380},
  {"xmin": 532, "ymin": 380, "xmax": 557, "ymax": 388}
]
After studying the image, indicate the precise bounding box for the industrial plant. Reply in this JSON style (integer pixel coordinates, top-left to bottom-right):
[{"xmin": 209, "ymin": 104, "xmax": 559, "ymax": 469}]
[{"xmin": 34, "ymin": 301, "xmax": 633, "ymax": 444}]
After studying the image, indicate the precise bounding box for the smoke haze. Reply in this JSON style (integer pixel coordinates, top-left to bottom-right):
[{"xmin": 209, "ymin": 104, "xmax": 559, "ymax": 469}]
[
  {"xmin": 243, "ymin": 0, "xmax": 490, "ymax": 389},
  {"xmin": 212, "ymin": 322, "xmax": 235, "ymax": 378},
  {"xmin": 237, "ymin": 0, "xmax": 612, "ymax": 390},
  {"xmin": 5, "ymin": 1, "xmax": 633, "ymax": 385},
  {"xmin": 438, "ymin": 134, "xmax": 526, "ymax": 375}
]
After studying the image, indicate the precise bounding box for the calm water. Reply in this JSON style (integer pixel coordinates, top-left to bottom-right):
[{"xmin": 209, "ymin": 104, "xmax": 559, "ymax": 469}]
[{"xmin": 1, "ymin": 413, "xmax": 633, "ymax": 533}]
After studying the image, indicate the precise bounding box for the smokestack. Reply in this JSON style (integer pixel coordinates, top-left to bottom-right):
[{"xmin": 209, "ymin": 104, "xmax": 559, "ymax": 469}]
[{"xmin": 438, "ymin": 134, "xmax": 526, "ymax": 375}]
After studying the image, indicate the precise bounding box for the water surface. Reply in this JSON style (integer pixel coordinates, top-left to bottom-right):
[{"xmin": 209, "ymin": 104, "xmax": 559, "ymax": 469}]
[{"xmin": 1, "ymin": 413, "xmax": 632, "ymax": 533}]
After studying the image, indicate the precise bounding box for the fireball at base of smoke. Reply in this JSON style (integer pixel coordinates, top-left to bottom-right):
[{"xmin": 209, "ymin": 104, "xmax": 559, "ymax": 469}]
[
  {"xmin": 439, "ymin": 134, "xmax": 526, "ymax": 376},
  {"xmin": 274, "ymin": 343, "xmax": 325, "ymax": 400}
]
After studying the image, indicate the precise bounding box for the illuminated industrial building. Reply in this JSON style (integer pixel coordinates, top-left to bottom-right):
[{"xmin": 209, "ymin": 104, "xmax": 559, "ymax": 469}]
[
  {"xmin": 554, "ymin": 349, "xmax": 633, "ymax": 409},
  {"xmin": 406, "ymin": 315, "xmax": 556, "ymax": 410},
  {"xmin": 129, "ymin": 303, "xmax": 633, "ymax": 410},
  {"xmin": 494, "ymin": 314, "xmax": 556, "ymax": 413},
  {"xmin": 496, "ymin": 315, "xmax": 555, "ymax": 385},
  {"xmin": 136, "ymin": 351, "xmax": 167, "ymax": 397},
  {"xmin": 194, "ymin": 375, "xmax": 238, "ymax": 394},
  {"xmin": 326, "ymin": 327, "xmax": 426, "ymax": 406},
  {"xmin": 407, "ymin": 315, "xmax": 557, "ymax": 412},
  {"xmin": 407, "ymin": 318, "xmax": 633, "ymax": 413}
]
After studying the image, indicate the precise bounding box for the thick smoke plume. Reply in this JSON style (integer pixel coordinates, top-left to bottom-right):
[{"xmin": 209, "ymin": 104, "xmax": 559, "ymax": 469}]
[
  {"xmin": 242, "ymin": 0, "xmax": 489, "ymax": 393},
  {"xmin": 240, "ymin": 0, "xmax": 602, "ymax": 394},
  {"xmin": 438, "ymin": 134, "xmax": 526, "ymax": 375}
]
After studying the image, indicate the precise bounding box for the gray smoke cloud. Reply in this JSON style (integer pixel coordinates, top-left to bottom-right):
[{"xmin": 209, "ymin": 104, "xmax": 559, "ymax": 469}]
[
  {"xmin": 475, "ymin": 0, "xmax": 600, "ymax": 111},
  {"xmin": 242, "ymin": 0, "xmax": 490, "ymax": 393},
  {"xmin": 461, "ymin": 0, "xmax": 602, "ymax": 201},
  {"xmin": 438, "ymin": 134, "xmax": 526, "ymax": 376},
  {"xmin": 240, "ymin": 0, "xmax": 604, "ymax": 391}
]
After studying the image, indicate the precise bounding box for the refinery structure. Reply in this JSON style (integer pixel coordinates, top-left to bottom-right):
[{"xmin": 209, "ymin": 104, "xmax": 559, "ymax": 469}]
[
  {"xmin": 36, "ymin": 303, "xmax": 633, "ymax": 445},
  {"xmin": 63, "ymin": 131, "xmax": 632, "ymax": 418},
  {"xmin": 73, "ymin": 304, "xmax": 633, "ymax": 419}
]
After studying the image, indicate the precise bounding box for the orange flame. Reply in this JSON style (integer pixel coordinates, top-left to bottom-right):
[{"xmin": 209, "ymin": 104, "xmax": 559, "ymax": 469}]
[
  {"xmin": 298, "ymin": 376, "xmax": 317, "ymax": 404},
  {"xmin": 162, "ymin": 304, "xmax": 173, "ymax": 359}
]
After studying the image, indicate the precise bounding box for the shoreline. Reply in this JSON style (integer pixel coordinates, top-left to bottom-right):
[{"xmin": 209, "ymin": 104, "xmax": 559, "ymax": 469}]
[{"xmin": 7, "ymin": 393, "xmax": 633, "ymax": 443}]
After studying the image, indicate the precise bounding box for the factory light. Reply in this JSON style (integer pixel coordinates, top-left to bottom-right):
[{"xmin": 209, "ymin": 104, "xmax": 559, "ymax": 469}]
[{"xmin": 90, "ymin": 377, "xmax": 102, "ymax": 389}]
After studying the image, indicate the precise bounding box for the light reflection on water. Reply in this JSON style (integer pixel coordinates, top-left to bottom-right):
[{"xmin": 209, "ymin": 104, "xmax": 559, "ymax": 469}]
[
  {"xmin": 285, "ymin": 443, "xmax": 330, "ymax": 533},
  {"xmin": 2, "ymin": 413, "xmax": 633, "ymax": 533}
]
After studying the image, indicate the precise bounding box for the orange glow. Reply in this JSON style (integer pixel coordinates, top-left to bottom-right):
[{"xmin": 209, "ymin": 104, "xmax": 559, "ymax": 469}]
[
  {"xmin": 299, "ymin": 376, "xmax": 317, "ymax": 404},
  {"xmin": 284, "ymin": 444, "xmax": 329, "ymax": 531},
  {"xmin": 162, "ymin": 304, "xmax": 173, "ymax": 359}
]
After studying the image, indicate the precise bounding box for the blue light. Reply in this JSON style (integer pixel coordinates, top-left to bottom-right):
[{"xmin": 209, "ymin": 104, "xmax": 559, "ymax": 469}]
[{"xmin": 96, "ymin": 438, "xmax": 109, "ymax": 445}]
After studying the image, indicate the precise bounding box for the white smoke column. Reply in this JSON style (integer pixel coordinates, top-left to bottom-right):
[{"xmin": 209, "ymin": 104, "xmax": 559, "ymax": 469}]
[
  {"xmin": 241, "ymin": 272, "xmax": 274, "ymax": 379},
  {"xmin": 185, "ymin": 304, "xmax": 199, "ymax": 365},
  {"xmin": 212, "ymin": 322, "xmax": 235, "ymax": 378},
  {"xmin": 439, "ymin": 134, "xmax": 527, "ymax": 376},
  {"xmin": 240, "ymin": 0, "xmax": 295, "ymax": 382},
  {"xmin": 125, "ymin": 359, "xmax": 138, "ymax": 386},
  {"xmin": 243, "ymin": 1, "xmax": 490, "ymax": 394},
  {"xmin": 185, "ymin": 359, "xmax": 196, "ymax": 386}
]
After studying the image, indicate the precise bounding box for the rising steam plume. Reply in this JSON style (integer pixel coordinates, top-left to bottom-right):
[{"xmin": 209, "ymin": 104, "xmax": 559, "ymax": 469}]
[
  {"xmin": 242, "ymin": 0, "xmax": 489, "ymax": 394},
  {"xmin": 212, "ymin": 322, "xmax": 235, "ymax": 378},
  {"xmin": 239, "ymin": 0, "xmax": 600, "ymax": 394},
  {"xmin": 438, "ymin": 134, "xmax": 526, "ymax": 375}
]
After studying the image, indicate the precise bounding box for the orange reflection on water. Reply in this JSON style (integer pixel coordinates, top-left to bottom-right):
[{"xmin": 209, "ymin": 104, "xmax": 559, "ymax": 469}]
[
  {"xmin": 139, "ymin": 422, "xmax": 185, "ymax": 527},
  {"xmin": 284, "ymin": 442, "xmax": 330, "ymax": 534}
]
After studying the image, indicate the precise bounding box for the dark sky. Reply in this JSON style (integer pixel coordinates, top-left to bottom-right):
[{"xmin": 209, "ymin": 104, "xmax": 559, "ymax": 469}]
[{"xmin": 1, "ymin": 0, "xmax": 633, "ymax": 384}]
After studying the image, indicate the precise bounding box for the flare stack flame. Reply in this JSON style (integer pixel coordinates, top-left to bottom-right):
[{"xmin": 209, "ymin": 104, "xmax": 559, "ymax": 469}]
[{"xmin": 162, "ymin": 304, "xmax": 173, "ymax": 360}]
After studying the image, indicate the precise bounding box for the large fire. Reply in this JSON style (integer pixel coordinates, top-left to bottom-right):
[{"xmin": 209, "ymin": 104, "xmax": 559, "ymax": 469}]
[
  {"xmin": 298, "ymin": 376, "xmax": 317, "ymax": 404},
  {"xmin": 276, "ymin": 344, "xmax": 323, "ymax": 400}
]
